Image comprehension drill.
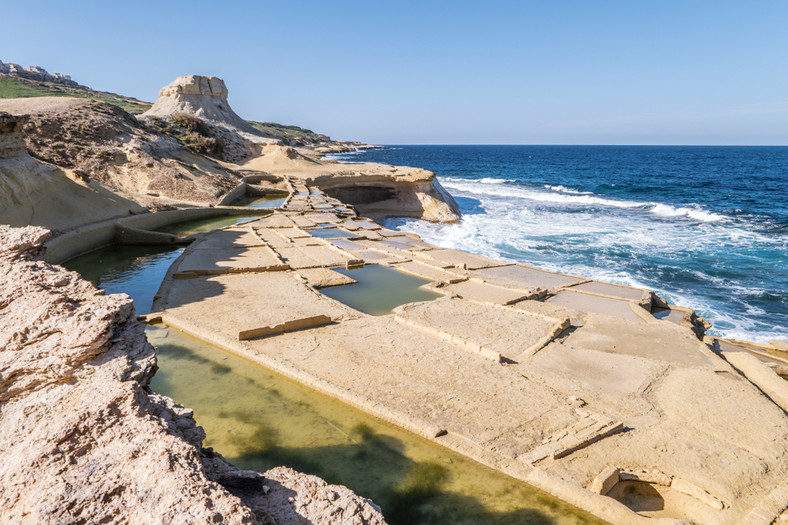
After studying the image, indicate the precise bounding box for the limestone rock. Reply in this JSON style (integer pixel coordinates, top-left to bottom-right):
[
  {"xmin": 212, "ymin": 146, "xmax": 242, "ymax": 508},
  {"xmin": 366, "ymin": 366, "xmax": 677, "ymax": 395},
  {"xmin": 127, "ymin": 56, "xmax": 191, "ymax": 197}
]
[
  {"xmin": 0, "ymin": 225, "xmax": 386, "ymax": 525},
  {"xmin": 0, "ymin": 59, "xmax": 79, "ymax": 86},
  {"xmin": 0, "ymin": 111, "xmax": 147, "ymax": 231},
  {"xmin": 142, "ymin": 75, "xmax": 272, "ymax": 142},
  {"xmin": 0, "ymin": 97, "xmax": 243, "ymax": 212}
]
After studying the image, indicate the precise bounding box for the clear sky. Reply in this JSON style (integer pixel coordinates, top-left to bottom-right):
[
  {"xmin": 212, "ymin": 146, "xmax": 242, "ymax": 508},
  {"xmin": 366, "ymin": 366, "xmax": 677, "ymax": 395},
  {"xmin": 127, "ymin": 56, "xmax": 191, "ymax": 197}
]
[{"xmin": 2, "ymin": 1, "xmax": 787, "ymax": 144}]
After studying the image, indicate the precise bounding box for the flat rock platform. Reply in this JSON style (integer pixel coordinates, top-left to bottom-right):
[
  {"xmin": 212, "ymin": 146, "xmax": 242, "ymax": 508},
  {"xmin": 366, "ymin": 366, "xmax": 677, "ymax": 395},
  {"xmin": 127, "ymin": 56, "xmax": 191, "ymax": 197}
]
[{"xmin": 151, "ymin": 184, "xmax": 788, "ymax": 525}]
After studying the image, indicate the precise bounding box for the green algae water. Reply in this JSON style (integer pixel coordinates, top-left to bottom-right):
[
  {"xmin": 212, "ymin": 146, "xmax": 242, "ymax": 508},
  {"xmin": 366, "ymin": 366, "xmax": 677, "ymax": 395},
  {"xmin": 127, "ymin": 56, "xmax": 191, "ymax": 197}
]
[
  {"xmin": 156, "ymin": 213, "xmax": 268, "ymax": 236},
  {"xmin": 233, "ymin": 194, "xmax": 288, "ymax": 208},
  {"xmin": 64, "ymin": 241, "xmax": 603, "ymax": 524},
  {"xmin": 320, "ymin": 264, "xmax": 443, "ymax": 315},
  {"xmin": 147, "ymin": 325, "xmax": 603, "ymax": 525},
  {"xmin": 63, "ymin": 244, "xmax": 183, "ymax": 315}
]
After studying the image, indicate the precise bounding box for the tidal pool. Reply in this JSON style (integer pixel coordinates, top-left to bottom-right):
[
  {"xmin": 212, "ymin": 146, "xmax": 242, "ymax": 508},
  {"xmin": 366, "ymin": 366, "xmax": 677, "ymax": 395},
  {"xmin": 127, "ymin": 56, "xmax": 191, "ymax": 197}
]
[
  {"xmin": 147, "ymin": 325, "xmax": 603, "ymax": 525},
  {"xmin": 320, "ymin": 264, "xmax": 443, "ymax": 315}
]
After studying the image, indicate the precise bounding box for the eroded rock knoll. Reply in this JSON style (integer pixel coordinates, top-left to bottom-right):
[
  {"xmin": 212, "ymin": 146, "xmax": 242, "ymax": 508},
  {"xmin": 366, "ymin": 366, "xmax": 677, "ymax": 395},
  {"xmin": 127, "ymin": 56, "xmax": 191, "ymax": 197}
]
[{"xmin": 0, "ymin": 225, "xmax": 386, "ymax": 525}]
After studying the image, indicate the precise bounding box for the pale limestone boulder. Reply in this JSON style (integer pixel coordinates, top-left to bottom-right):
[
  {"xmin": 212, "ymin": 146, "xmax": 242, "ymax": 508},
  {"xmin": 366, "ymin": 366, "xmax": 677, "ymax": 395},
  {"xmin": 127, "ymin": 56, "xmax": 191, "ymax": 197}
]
[{"xmin": 142, "ymin": 75, "xmax": 274, "ymax": 143}]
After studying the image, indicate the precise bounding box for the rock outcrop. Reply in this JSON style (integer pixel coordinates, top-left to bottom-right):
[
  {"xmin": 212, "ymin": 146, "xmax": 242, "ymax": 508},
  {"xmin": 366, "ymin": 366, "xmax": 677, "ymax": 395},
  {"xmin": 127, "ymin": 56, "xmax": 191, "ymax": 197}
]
[
  {"xmin": 0, "ymin": 111, "xmax": 146, "ymax": 231},
  {"xmin": 0, "ymin": 60, "xmax": 79, "ymax": 86},
  {"xmin": 142, "ymin": 75, "xmax": 273, "ymax": 143},
  {"xmin": 0, "ymin": 97, "xmax": 244, "ymax": 211},
  {"xmin": 244, "ymin": 145, "xmax": 461, "ymax": 223},
  {"xmin": 0, "ymin": 225, "xmax": 386, "ymax": 525}
]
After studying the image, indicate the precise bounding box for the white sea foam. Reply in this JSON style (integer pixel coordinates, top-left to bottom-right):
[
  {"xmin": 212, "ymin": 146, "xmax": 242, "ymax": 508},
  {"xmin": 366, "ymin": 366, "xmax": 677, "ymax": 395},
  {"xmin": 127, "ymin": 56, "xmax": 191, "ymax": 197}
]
[
  {"xmin": 386, "ymin": 175, "xmax": 788, "ymax": 343},
  {"xmin": 442, "ymin": 177, "xmax": 727, "ymax": 222},
  {"xmin": 545, "ymin": 184, "xmax": 593, "ymax": 195},
  {"xmin": 650, "ymin": 203, "xmax": 725, "ymax": 222},
  {"xmin": 444, "ymin": 177, "xmax": 516, "ymax": 184}
]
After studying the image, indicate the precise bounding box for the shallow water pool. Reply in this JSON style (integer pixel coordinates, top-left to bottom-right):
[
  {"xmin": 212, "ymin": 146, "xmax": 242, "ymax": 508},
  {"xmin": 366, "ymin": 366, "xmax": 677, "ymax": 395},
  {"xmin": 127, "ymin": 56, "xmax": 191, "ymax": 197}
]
[
  {"xmin": 307, "ymin": 227, "xmax": 359, "ymax": 239},
  {"xmin": 147, "ymin": 325, "xmax": 602, "ymax": 525},
  {"xmin": 234, "ymin": 194, "xmax": 288, "ymax": 208},
  {"xmin": 63, "ymin": 244, "xmax": 182, "ymax": 315},
  {"xmin": 319, "ymin": 264, "xmax": 443, "ymax": 315},
  {"xmin": 156, "ymin": 214, "xmax": 267, "ymax": 236}
]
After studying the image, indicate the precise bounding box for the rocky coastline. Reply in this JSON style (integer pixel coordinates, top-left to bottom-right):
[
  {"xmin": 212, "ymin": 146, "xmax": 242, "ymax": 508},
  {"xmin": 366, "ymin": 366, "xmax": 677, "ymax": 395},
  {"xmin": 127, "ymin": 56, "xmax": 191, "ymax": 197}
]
[{"xmin": 2, "ymin": 72, "xmax": 788, "ymax": 525}]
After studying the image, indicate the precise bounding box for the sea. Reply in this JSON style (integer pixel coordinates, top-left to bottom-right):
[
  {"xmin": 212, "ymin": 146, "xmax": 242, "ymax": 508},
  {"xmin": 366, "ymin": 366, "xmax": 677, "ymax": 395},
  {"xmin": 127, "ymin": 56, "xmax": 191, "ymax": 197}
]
[{"xmin": 326, "ymin": 145, "xmax": 788, "ymax": 344}]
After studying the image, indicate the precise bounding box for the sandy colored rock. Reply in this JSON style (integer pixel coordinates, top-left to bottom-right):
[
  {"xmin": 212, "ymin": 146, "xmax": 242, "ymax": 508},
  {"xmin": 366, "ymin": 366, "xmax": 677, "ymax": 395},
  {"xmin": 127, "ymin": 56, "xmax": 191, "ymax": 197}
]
[
  {"xmin": 472, "ymin": 264, "xmax": 586, "ymax": 291},
  {"xmin": 244, "ymin": 144, "xmax": 460, "ymax": 223},
  {"xmin": 142, "ymin": 75, "xmax": 274, "ymax": 142},
  {"xmin": 394, "ymin": 297, "xmax": 562, "ymax": 360},
  {"xmin": 0, "ymin": 113, "xmax": 145, "ymax": 230},
  {"xmin": 0, "ymin": 97, "xmax": 243, "ymax": 209}
]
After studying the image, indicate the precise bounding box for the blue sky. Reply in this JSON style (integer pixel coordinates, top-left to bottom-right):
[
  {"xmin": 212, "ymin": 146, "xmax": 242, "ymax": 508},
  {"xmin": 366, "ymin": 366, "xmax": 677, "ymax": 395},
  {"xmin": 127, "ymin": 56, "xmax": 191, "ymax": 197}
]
[{"xmin": 2, "ymin": 1, "xmax": 787, "ymax": 144}]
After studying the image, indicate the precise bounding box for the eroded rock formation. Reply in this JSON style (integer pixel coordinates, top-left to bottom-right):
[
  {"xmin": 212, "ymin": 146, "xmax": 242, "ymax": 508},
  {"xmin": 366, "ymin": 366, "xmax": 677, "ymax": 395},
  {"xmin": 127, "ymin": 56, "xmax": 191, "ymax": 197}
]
[
  {"xmin": 142, "ymin": 75, "xmax": 271, "ymax": 141},
  {"xmin": 0, "ymin": 225, "xmax": 386, "ymax": 525},
  {"xmin": 0, "ymin": 60, "xmax": 79, "ymax": 86},
  {"xmin": 0, "ymin": 98, "xmax": 243, "ymax": 211},
  {"xmin": 0, "ymin": 111, "xmax": 146, "ymax": 231},
  {"xmin": 243, "ymin": 145, "xmax": 461, "ymax": 223}
]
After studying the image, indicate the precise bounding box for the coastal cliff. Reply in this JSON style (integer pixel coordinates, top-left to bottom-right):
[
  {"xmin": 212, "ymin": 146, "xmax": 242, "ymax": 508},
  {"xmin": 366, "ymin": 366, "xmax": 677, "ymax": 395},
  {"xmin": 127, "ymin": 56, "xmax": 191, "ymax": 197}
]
[{"xmin": 0, "ymin": 225, "xmax": 386, "ymax": 524}]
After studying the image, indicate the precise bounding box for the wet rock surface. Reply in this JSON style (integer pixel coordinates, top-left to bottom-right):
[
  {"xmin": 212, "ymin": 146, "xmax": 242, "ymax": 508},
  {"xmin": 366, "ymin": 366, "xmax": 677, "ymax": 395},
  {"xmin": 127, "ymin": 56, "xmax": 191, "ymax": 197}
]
[{"xmin": 0, "ymin": 225, "xmax": 386, "ymax": 524}]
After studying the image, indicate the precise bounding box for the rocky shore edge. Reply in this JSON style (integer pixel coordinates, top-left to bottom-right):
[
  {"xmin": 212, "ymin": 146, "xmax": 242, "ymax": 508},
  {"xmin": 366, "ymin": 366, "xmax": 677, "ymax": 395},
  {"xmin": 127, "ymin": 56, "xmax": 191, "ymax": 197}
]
[{"xmin": 0, "ymin": 225, "xmax": 386, "ymax": 525}]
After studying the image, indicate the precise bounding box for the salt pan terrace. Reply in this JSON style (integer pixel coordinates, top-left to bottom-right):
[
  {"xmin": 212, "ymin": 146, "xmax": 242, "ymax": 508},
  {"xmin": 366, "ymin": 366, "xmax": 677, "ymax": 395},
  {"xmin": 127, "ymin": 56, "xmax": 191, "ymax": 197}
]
[{"xmin": 148, "ymin": 184, "xmax": 788, "ymax": 525}]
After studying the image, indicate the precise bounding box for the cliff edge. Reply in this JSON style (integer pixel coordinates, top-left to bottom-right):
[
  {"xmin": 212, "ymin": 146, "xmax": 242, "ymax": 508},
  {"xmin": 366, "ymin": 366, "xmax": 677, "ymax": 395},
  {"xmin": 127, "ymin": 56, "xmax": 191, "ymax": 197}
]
[{"xmin": 0, "ymin": 225, "xmax": 386, "ymax": 525}]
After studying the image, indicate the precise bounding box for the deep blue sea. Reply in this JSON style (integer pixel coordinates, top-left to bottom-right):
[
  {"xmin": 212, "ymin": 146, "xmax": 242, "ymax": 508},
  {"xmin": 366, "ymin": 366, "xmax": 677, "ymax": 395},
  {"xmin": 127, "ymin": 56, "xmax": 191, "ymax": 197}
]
[{"xmin": 327, "ymin": 146, "xmax": 788, "ymax": 344}]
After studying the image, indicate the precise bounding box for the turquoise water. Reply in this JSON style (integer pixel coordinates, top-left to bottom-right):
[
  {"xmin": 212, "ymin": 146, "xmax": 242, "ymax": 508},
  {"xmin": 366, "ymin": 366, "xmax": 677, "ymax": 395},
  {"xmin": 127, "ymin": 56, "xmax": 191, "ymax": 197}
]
[
  {"xmin": 329, "ymin": 146, "xmax": 788, "ymax": 343},
  {"xmin": 320, "ymin": 264, "xmax": 443, "ymax": 315}
]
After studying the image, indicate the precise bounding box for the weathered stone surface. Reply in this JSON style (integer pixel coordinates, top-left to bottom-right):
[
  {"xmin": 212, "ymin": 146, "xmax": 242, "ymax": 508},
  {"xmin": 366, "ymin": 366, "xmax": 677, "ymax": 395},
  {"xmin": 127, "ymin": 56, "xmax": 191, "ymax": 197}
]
[
  {"xmin": 142, "ymin": 75, "xmax": 273, "ymax": 142},
  {"xmin": 243, "ymin": 145, "xmax": 461, "ymax": 223},
  {"xmin": 0, "ymin": 98, "xmax": 243, "ymax": 210},
  {"xmin": 0, "ymin": 60, "xmax": 79, "ymax": 85},
  {"xmin": 0, "ymin": 226, "xmax": 386, "ymax": 525}
]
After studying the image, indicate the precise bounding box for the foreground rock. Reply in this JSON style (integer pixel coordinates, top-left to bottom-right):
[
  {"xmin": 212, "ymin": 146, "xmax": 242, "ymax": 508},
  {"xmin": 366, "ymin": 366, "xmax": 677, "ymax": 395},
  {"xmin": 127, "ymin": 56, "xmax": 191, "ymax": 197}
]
[{"xmin": 0, "ymin": 225, "xmax": 386, "ymax": 525}]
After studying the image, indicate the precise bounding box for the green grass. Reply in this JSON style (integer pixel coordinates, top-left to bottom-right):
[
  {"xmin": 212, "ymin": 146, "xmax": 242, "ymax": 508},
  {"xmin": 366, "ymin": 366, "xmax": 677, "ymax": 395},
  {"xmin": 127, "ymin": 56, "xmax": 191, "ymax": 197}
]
[
  {"xmin": 0, "ymin": 75, "xmax": 151, "ymax": 114},
  {"xmin": 247, "ymin": 120, "xmax": 330, "ymax": 144}
]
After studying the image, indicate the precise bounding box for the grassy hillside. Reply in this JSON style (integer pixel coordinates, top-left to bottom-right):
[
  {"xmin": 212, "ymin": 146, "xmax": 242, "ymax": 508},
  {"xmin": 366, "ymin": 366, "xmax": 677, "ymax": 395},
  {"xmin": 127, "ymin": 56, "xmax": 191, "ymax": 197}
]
[
  {"xmin": 247, "ymin": 121, "xmax": 330, "ymax": 145},
  {"xmin": 0, "ymin": 75, "xmax": 151, "ymax": 114}
]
